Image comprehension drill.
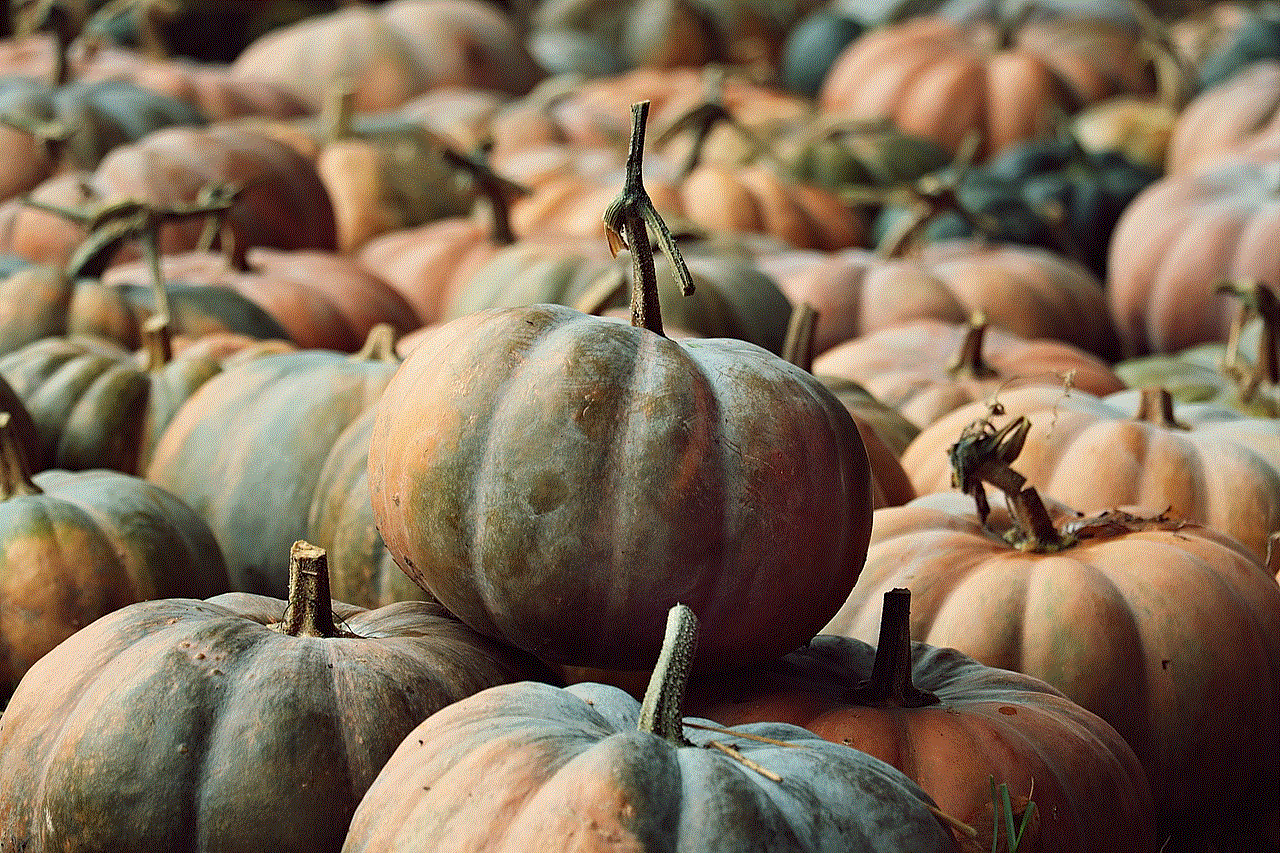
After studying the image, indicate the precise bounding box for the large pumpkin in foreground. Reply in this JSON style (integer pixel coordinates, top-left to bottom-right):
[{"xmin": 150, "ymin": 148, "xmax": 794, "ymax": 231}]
[
  {"xmin": 369, "ymin": 101, "xmax": 873, "ymax": 672},
  {"xmin": 368, "ymin": 303, "xmax": 872, "ymax": 670}
]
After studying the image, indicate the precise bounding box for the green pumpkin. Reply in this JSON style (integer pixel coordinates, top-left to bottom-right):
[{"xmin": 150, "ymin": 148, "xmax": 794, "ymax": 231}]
[
  {"xmin": 0, "ymin": 541, "xmax": 553, "ymax": 852},
  {"xmin": 0, "ymin": 411, "xmax": 229, "ymax": 696},
  {"xmin": 344, "ymin": 605, "xmax": 958, "ymax": 853}
]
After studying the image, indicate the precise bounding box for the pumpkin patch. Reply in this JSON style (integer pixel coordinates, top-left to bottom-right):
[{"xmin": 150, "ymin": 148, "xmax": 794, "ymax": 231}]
[{"xmin": 0, "ymin": 3, "xmax": 1276, "ymax": 851}]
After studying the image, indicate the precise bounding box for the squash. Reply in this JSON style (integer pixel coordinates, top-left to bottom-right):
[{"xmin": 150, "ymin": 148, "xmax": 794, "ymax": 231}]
[
  {"xmin": 343, "ymin": 604, "xmax": 959, "ymax": 853},
  {"xmin": 813, "ymin": 315, "xmax": 1124, "ymax": 429},
  {"xmin": 146, "ymin": 325, "xmax": 401, "ymax": 596},
  {"xmin": 0, "ymin": 540, "xmax": 553, "ymax": 852},
  {"xmin": 368, "ymin": 102, "xmax": 873, "ymax": 670},
  {"xmin": 829, "ymin": 412, "xmax": 1280, "ymax": 833},
  {"xmin": 692, "ymin": 589, "xmax": 1158, "ymax": 853},
  {"xmin": 901, "ymin": 384, "xmax": 1280, "ymax": 561},
  {"xmin": 0, "ymin": 409, "xmax": 229, "ymax": 696}
]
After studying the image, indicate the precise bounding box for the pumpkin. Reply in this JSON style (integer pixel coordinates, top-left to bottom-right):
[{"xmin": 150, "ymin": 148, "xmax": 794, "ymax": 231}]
[
  {"xmin": 781, "ymin": 302, "xmax": 915, "ymax": 510},
  {"xmin": 824, "ymin": 425, "xmax": 1280, "ymax": 835},
  {"xmin": 0, "ymin": 124, "xmax": 337, "ymax": 269},
  {"xmin": 1166, "ymin": 59, "xmax": 1280, "ymax": 174},
  {"xmin": 0, "ymin": 409, "xmax": 230, "ymax": 696},
  {"xmin": 307, "ymin": 406, "xmax": 431, "ymax": 609},
  {"xmin": 1107, "ymin": 154, "xmax": 1280, "ymax": 356},
  {"xmin": 342, "ymin": 604, "xmax": 959, "ymax": 853},
  {"xmin": 442, "ymin": 236, "xmax": 794, "ymax": 354},
  {"xmin": 0, "ymin": 540, "xmax": 553, "ymax": 852},
  {"xmin": 872, "ymin": 132, "xmax": 1160, "ymax": 281},
  {"xmin": 0, "ymin": 75, "xmax": 205, "ymax": 202},
  {"xmin": 102, "ymin": 248, "xmax": 422, "ymax": 353},
  {"xmin": 902, "ymin": 384, "xmax": 1280, "ymax": 561},
  {"xmin": 819, "ymin": 11, "xmax": 1152, "ymax": 159},
  {"xmin": 813, "ymin": 316, "xmax": 1125, "ymax": 429},
  {"xmin": 1114, "ymin": 279, "xmax": 1280, "ymax": 416},
  {"xmin": 692, "ymin": 589, "xmax": 1158, "ymax": 853},
  {"xmin": 229, "ymin": 0, "xmax": 542, "ymax": 113},
  {"xmin": 146, "ymin": 325, "xmax": 402, "ymax": 596},
  {"xmin": 368, "ymin": 102, "xmax": 873, "ymax": 671},
  {"xmin": 765, "ymin": 239, "xmax": 1121, "ymax": 361}
]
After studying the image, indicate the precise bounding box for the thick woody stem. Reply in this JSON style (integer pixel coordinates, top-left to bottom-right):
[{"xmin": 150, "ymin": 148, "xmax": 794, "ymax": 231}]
[
  {"xmin": 1005, "ymin": 485, "xmax": 1069, "ymax": 552},
  {"xmin": 603, "ymin": 101, "xmax": 694, "ymax": 338},
  {"xmin": 1133, "ymin": 386, "xmax": 1187, "ymax": 430},
  {"xmin": 781, "ymin": 302, "xmax": 818, "ymax": 372},
  {"xmin": 0, "ymin": 412, "xmax": 41, "ymax": 499},
  {"xmin": 946, "ymin": 313, "xmax": 998, "ymax": 379},
  {"xmin": 277, "ymin": 541, "xmax": 353, "ymax": 638},
  {"xmin": 848, "ymin": 589, "xmax": 939, "ymax": 708},
  {"xmin": 637, "ymin": 603, "xmax": 698, "ymax": 745},
  {"xmin": 139, "ymin": 313, "xmax": 172, "ymax": 370}
]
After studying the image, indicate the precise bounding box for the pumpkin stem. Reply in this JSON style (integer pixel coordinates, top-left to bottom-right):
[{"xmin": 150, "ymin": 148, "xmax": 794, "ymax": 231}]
[
  {"xmin": 847, "ymin": 588, "xmax": 940, "ymax": 708},
  {"xmin": 877, "ymin": 132, "xmax": 991, "ymax": 259},
  {"xmin": 781, "ymin": 302, "xmax": 818, "ymax": 373},
  {"xmin": 1132, "ymin": 386, "xmax": 1187, "ymax": 430},
  {"xmin": 322, "ymin": 80, "xmax": 357, "ymax": 144},
  {"xmin": 140, "ymin": 313, "xmax": 172, "ymax": 370},
  {"xmin": 603, "ymin": 100, "xmax": 695, "ymax": 338},
  {"xmin": 441, "ymin": 143, "xmax": 526, "ymax": 247},
  {"xmin": 946, "ymin": 312, "xmax": 999, "ymax": 380},
  {"xmin": 637, "ymin": 603, "xmax": 697, "ymax": 745},
  {"xmin": 1127, "ymin": 0, "xmax": 1194, "ymax": 111},
  {"xmin": 276, "ymin": 541, "xmax": 357, "ymax": 639},
  {"xmin": 349, "ymin": 322, "xmax": 400, "ymax": 363},
  {"xmin": 15, "ymin": 0, "xmax": 78, "ymax": 86},
  {"xmin": 1216, "ymin": 280, "xmax": 1280, "ymax": 399},
  {"xmin": 656, "ymin": 67, "xmax": 775, "ymax": 180},
  {"xmin": 948, "ymin": 409, "xmax": 1072, "ymax": 551},
  {"xmin": 0, "ymin": 412, "xmax": 41, "ymax": 499}
]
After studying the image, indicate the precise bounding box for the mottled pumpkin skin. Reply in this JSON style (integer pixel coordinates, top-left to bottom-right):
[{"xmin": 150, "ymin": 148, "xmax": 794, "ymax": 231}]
[
  {"xmin": 0, "ymin": 335, "xmax": 223, "ymax": 474},
  {"xmin": 0, "ymin": 593, "xmax": 551, "ymax": 853},
  {"xmin": 147, "ymin": 348, "xmax": 399, "ymax": 596},
  {"xmin": 0, "ymin": 468, "xmax": 229, "ymax": 695},
  {"xmin": 823, "ymin": 493, "xmax": 1280, "ymax": 832},
  {"xmin": 343, "ymin": 681, "xmax": 958, "ymax": 853},
  {"xmin": 307, "ymin": 407, "xmax": 430, "ymax": 608},
  {"xmin": 691, "ymin": 637, "xmax": 1157, "ymax": 853},
  {"xmin": 368, "ymin": 303, "xmax": 873, "ymax": 671}
]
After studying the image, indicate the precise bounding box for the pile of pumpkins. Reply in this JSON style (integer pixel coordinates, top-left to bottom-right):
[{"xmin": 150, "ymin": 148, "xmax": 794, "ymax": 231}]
[{"xmin": 0, "ymin": 0, "xmax": 1278, "ymax": 851}]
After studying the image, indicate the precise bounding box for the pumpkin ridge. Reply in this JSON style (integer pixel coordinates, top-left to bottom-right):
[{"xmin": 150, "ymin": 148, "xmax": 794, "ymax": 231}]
[{"xmin": 464, "ymin": 310, "xmax": 637, "ymax": 650}]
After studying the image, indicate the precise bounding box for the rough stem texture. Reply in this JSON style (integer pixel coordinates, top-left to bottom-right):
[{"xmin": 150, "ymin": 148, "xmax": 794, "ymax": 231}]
[
  {"xmin": 278, "ymin": 541, "xmax": 341, "ymax": 638},
  {"xmin": 849, "ymin": 589, "xmax": 939, "ymax": 708},
  {"xmin": 947, "ymin": 314, "xmax": 999, "ymax": 379},
  {"xmin": 603, "ymin": 100, "xmax": 694, "ymax": 338},
  {"xmin": 638, "ymin": 603, "xmax": 698, "ymax": 745}
]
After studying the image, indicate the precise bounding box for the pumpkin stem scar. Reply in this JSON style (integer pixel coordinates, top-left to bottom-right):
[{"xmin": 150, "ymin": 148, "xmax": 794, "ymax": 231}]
[
  {"xmin": 602, "ymin": 100, "xmax": 695, "ymax": 338},
  {"xmin": 638, "ymin": 603, "xmax": 697, "ymax": 745},
  {"xmin": 848, "ymin": 589, "xmax": 940, "ymax": 708},
  {"xmin": 275, "ymin": 540, "xmax": 361, "ymax": 639},
  {"xmin": 0, "ymin": 412, "xmax": 42, "ymax": 498}
]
